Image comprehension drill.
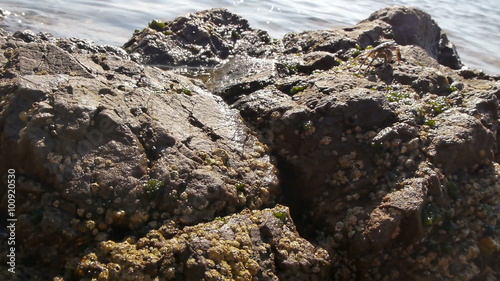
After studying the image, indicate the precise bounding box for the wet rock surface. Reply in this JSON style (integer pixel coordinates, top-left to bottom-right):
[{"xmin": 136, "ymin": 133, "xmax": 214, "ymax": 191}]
[
  {"xmin": 0, "ymin": 27, "xmax": 278, "ymax": 280},
  {"xmin": 123, "ymin": 8, "xmax": 278, "ymax": 67},
  {"xmin": 1, "ymin": 6, "xmax": 499, "ymax": 281}
]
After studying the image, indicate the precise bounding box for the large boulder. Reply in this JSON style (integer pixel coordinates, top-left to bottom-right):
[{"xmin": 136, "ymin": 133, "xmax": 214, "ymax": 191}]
[
  {"xmin": 0, "ymin": 30, "xmax": 278, "ymax": 279},
  {"xmin": 365, "ymin": 6, "xmax": 463, "ymax": 69},
  {"xmin": 427, "ymin": 109, "xmax": 496, "ymax": 172},
  {"xmin": 200, "ymin": 6, "xmax": 498, "ymax": 280}
]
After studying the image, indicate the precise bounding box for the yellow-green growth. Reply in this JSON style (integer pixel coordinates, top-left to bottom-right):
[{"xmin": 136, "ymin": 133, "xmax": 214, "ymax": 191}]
[
  {"xmin": 148, "ymin": 20, "xmax": 166, "ymax": 32},
  {"xmin": 214, "ymin": 216, "xmax": 227, "ymax": 223},
  {"xmin": 178, "ymin": 88, "xmax": 192, "ymax": 95},
  {"xmin": 429, "ymin": 96, "xmax": 451, "ymax": 114},
  {"xmin": 231, "ymin": 29, "xmax": 241, "ymax": 39},
  {"xmin": 385, "ymin": 91, "xmax": 411, "ymax": 103},
  {"xmin": 144, "ymin": 179, "xmax": 164, "ymax": 198},
  {"xmin": 273, "ymin": 211, "xmax": 288, "ymax": 223},
  {"xmin": 424, "ymin": 119, "xmax": 436, "ymax": 127},
  {"xmin": 290, "ymin": 85, "xmax": 306, "ymax": 95}
]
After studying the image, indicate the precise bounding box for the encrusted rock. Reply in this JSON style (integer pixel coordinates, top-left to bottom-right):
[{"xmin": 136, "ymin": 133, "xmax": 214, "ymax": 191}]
[
  {"xmin": 123, "ymin": 8, "xmax": 277, "ymax": 67},
  {"xmin": 0, "ymin": 29, "xmax": 278, "ymax": 279},
  {"xmin": 0, "ymin": 5, "xmax": 498, "ymax": 281},
  {"xmin": 427, "ymin": 109, "xmax": 495, "ymax": 172},
  {"xmin": 76, "ymin": 206, "xmax": 330, "ymax": 281}
]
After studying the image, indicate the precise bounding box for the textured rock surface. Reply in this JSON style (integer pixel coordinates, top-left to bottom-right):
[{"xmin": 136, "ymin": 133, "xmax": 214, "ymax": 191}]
[
  {"xmin": 0, "ymin": 5, "xmax": 499, "ymax": 281},
  {"xmin": 76, "ymin": 205, "xmax": 329, "ymax": 281},
  {"xmin": 0, "ymin": 29, "xmax": 278, "ymax": 280},
  {"xmin": 123, "ymin": 8, "xmax": 277, "ymax": 67},
  {"xmin": 365, "ymin": 6, "xmax": 462, "ymax": 69}
]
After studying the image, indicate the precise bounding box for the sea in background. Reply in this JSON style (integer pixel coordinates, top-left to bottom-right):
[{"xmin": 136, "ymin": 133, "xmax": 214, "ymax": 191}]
[{"xmin": 0, "ymin": 0, "xmax": 498, "ymax": 74}]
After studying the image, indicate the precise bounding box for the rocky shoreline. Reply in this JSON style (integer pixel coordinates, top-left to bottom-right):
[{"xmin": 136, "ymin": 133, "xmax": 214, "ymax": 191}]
[{"xmin": 0, "ymin": 6, "xmax": 498, "ymax": 281}]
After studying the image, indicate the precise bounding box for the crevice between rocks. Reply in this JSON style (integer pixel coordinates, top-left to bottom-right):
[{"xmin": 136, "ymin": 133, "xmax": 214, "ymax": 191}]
[{"xmin": 273, "ymin": 154, "xmax": 314, "ymax": 240}]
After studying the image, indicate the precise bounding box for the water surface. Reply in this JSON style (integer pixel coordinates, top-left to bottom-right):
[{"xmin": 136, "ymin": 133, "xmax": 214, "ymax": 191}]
[{"xmin": 1, "ymin": 0, "xmax": 498, "ymax": 74}]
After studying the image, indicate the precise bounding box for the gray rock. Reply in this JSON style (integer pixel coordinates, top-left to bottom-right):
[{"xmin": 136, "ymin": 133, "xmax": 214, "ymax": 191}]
[
  {"xmin": 200, "ymin": 6, "xmax": 498, "ymax": 280},
  {"xmin": 123, "ymin": 8, "xmax": 277, "ymax": 67},
  {"xmin": 365, "ymin": 6, "xmax": 463, "ymax": 69},
  {"xmin": 283, "ymin": 6, "xmax": 462, "ymax": 70},
  {"xmin": 206, "ymin": 55, "xmax": 277, "ymax": 99}
]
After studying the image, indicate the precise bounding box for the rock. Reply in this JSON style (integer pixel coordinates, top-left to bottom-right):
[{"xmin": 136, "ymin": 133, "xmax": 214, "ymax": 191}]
[
  {"xmin": 76, "ymin": 205, "xmax": 330, "ymax": 281},
  {"xmin": 199, "ymin": 6, "xmax": 498, "ymax": 280},
  {"xmin": 0, "ymin": 29, "xmax": 278, "ymax": 278},
  {"xmin": 464, "ymin": 90, "xmax": 499, "ymax": 133},
  {"xmin": 0, "ymin": 5, "xmax": 499, "ymax": 281},
  {"xmin": 282, "ymin": 24, "xmax": 387, "ymax": 60},
  {"xmin": 364, "ymin": 6, "xmax": 462, "ymax": 69},
  {"xmin": 427, "ymin": 109, "xmax": 495, "ymax": 172},
  {"xmin": 297, "ymin": 51, "xmax": 341, "ymax": 73},
  {"xmin": 283, "ymin": 6, "xmax": 462, "ymax": 70},
  {"xmin": 206, "ymin": 55, "xmax": 277, "ymax": 100},
  {"xmin": 123, "ymin": 8, "xmax": 277, "ymax": 67}
]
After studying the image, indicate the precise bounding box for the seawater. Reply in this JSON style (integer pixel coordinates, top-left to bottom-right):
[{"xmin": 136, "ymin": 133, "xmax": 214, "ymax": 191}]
[{"xmin": 0, "ymin": 0, "xmax": 498, "ymax": 74}]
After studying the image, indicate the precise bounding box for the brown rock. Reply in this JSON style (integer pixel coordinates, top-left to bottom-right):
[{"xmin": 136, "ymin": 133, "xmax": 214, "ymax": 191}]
[
  {"xmin": 0, "ymin": 29, "xmax": 278, "ymax": 278},
  {"xmin": 76, "ymin": 206, "xmax": 330, "ymax": 281}
]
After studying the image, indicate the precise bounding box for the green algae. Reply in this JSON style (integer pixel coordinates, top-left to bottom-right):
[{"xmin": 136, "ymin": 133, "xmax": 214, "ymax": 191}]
[
  {"xmin": 298, "ymin": 120, "xmax": 314, "ymax": 134},
  {"xmin": 385, "ymin": 91, "xmax": 411, "ymax": 103},
  {"xmin": 148, "ymin": 20, "xmax": 166, "ymax": 32},
  {"xmin": 424, "ymin": 118, "xmax": 436, "ymax": 127},
  {"xmin": 144, "ymin": 179, "xmax": 164, "ymax": 198},
  {"xmin": 429, "ymin": 96, "xmax": 451, "ymax": 115},
  {"xmin": 177, "ymin": 88, "xmax": 193, "ymax": 95},
  {"xmin": 273, "ymin": 211, "xmax": 288, "ymax": 222},
  {"xmin": 422, "ymin": 203, "xmax": 442, "ymax": 226},
  {"xmin": 290, "ymin": 85, "xmax": 306, "ymax": 95},
  {"xmin": 235, "ymin": 182, "xmax": 245, "ymax": 190}
]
